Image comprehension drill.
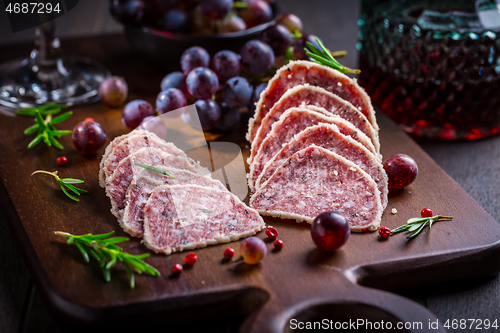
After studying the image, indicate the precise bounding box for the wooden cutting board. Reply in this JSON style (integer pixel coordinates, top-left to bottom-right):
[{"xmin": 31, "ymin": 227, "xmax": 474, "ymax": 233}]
[{"xmin": 1, "ymin": 104, "xmax": 499, "ymax": 333}]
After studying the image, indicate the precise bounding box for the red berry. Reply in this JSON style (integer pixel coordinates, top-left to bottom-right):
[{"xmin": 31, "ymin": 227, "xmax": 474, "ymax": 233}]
[
  {"xmin": 378, "ymin": 226, "xmax": 391, "ymax": 239},
  {"xmin": 84, "ymin": 118, "xmax": 94, "ymax": 122},
  {"xmin": 56, "ymin": 156, "xmax": 68, "ymax": 166},
  {"xmin": 311, "ymin": 212, "xmax": 350, "ymax": 251},
  {"xmin": 172, "ymin": 264, "xmax": 183, "ymax": 274},
  {"xmin": 223, "ymin": 247, "xmax": 235, "ymax": 259},
  {"xmin": 184, "ymin": 252, "xmax": 197, "ymax": 265},
  {"xmin": 273, "ymin": 239, "xmax": 284, "ymax": 250},
  {"xmin": 383, "ymin": 154, "xmax": 418, "ymax": 190},
  {"xmin": 265, "ymin": 227, "xmax": 278, "ymax": 240},
  {"xmin": 421, "ymin": 208, "xmax": 433, "ymax": 218}
]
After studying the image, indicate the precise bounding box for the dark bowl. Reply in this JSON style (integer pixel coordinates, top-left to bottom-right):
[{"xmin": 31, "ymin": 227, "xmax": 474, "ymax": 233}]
[{"xmin": 123, "ymin": 4, "xmax": 279, "ymax": 70}]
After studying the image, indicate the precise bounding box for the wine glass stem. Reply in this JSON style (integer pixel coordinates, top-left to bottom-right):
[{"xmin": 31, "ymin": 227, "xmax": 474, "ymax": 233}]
[{"xmin": 32, "ymin": 21, "xmax": 61, "ymax": 67}]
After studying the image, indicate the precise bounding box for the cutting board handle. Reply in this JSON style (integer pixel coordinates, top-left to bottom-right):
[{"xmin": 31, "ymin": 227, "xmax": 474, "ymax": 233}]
[{"xmin": 239, "ymin": 281, "xmax": 447, "ymax": 333}]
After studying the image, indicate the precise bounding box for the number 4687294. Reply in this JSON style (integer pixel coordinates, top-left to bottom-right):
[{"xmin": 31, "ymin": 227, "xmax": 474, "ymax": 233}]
[{"xmin": 6, "ymin": 2, "xmax": 61, "ymax": 14}]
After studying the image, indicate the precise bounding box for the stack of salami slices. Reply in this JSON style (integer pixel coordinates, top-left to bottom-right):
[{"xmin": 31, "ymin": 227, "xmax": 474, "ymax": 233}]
[
  {"xmin": 99, "ymin": 130, "xmax": 265, "ymax": 255},
  {"xmin": 247, "ymin": 60, "xmax": 387, "ymax": 232}
]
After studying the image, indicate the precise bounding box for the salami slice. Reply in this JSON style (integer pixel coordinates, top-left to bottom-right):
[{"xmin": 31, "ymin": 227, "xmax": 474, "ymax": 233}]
[
  {"xmin": 255, "ymin": 123, "xmax": 388, "ymax": 209},
  {"xmin": 121, "ymin": 167, "xmax": 226, "ymax": 237},
  {"xmin": 250, "ymin": 146, "xmax": 382, "ymax": 232},
  {"xmin": 247, "ymin": 61, "xmax": 378, "ymax": 142},
  {"xmin": 101, "ymin": 132, "xmax": 191, "ymax": 187},
  {"xmin": 99, "ymin": 130, "xmax": 151, "ymax": 187},
  {"xmin": 249, "ymin": 85, "xmax": 380, "ymax": 163},
  {"xmin": 143, "ymin": 185, "xmax": 265, "ymax": 255},
  {"xmin": 248, "ymin": 107, "xmax": 377, "ymax": 191},
  {"xmin": 105, "ymin": 147, "xmax": 208, "ymax": 218}
]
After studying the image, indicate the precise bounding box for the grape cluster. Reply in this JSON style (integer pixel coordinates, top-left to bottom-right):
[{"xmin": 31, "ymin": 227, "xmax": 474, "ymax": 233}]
[
  {"xmin": 120, "ymin": 11, "xmax": 324, "ymax": 133},
  {"xmin": 110, "ymin": 0, "xmax": 274, "ymax": 35}
]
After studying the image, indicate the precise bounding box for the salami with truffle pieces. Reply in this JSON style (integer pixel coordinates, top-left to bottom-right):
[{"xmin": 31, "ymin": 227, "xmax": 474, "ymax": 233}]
[
  {"xmin": 247, "ymin": 61, "xmax": 378, "ymax": 142},
  {"xmin": 248, "ymin": 107, "xmax": 377, "ymax": 191},
  {"xmin": 105, "ymin": 147, "xmax": 209, "ymax": 218},
  {"xmin": 121, "ymin": 167, "xmax": 226, "ymax": 237},
  {"xmin": 249, "ymin": 85, "xmax": 380, "ymax": 163},
  {"xmin": 250, "ymin": 146, "xmax": 382, "ymax": 232},
  {"xmin": 256, "ymin": 123, "xmax": 388, "ymax": 209},
  {"xmin": 143, "ymin": 185, "xmax": 265, "ymax": 255}
]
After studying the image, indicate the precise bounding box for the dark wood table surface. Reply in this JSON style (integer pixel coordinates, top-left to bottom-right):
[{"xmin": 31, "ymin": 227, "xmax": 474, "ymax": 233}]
[{"xmin": 1, "ymin": 1, "xmax": 500, "ymax": 332}]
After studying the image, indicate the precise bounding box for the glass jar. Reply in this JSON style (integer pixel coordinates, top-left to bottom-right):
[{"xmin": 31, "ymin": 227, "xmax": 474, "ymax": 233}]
[{"xmin": 358, "ymin": 0, "xmax": 500, "ymax": 139}]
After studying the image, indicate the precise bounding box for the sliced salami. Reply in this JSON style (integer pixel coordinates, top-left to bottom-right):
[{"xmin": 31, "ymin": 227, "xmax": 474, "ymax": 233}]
[
  {"xmin": 249, "ymin": 85, "xmax": 380, "ymax": 163},
  {"xmin": 143, "ymin": 184, "xmax": 265, "ymax": 255},
  {"xmin": 99, "ymin": 130, "xmax": 151, "ymax": 187},
  {"xmin": 101, "ymin": 132, "xmax": 191, "ymax": 187},
  {"xmin": 250, "ymin": 146, "xmax": 382, "ymax": 232},
  {"xmin": 255, "ymin": 123, "xmax": 388, "ymax": 209},
  {"xmin": 122, "ymin": 167, "xmax": 226, "ymax": 237},
  {"xmin": 248, "ymin": 107, "xmax": 377, "ymax": 191},
  {"xmin": 105, "ymin": 147, "xmax": 208, "ymax": 218},
  {"xmin": 247, "ymin": 60, "xmax": 378, "ymax": 142}
]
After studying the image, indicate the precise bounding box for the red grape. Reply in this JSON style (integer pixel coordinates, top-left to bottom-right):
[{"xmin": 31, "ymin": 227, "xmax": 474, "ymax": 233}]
[
  {"xmin": 72, "ymin": 119, "xmax": 107, "ymax": 155},
  {"xmin": 311, "ymin": 212, "xmax": 350, "ymax": 251},
  {"xmin": 99, "ymin": 76, "xmax": 128, "ymax": 108},
  {"xmin": 156, "ymin": 88, "xmax": 187, "ymax": 117},
  {"xmin": 383, "ymin": 154, "xmax": 418, "ymax": 190},
  {"xmin": 211, "ymin": 50, "xmax": 241, "ymax": 82},
  {"xmin": 109, "ymin": 0, "xmax": 145, "ymax": 25},
  {"xmin": 122, "ymin": 99, "xmax": 155, "ymax": 129},
  {"xmin": 139, "ymin": 116, "xmax": 168, "ymax": 139},
  {"xmin": 182, "ymin": 99, "xmax": 221, "ymax": 131},
  {"xmin": 240, "ymin": 40, "xmax": 275, "ymax": 74},
  {"xmin": 239, "ymin": 237, "xmax": 267, "ymax": 264},
  {"xmin": 239, "ymin": 0, "xmax": 272, "ymax": 28},
  {"xmin": 252, "ymin": 82, "xmax": 267, "ymax": 104},
  {"xmin": 220, "ymin": 16, "xmax": 246, "ymax": 33},
  {"xmin": 216, "ymin": 102, "xmax": 240, "ymax": 132},
  {"xmin": 223, "ymin": 76, "xmax": 253, "ymax": 108},
  {"xmin": 275, "ymin": 13, "xmax": 303, "ymax": 33},
  {"xmin": 180, "ymin": 46, "xmax": 210, "ymax": 75},
  {"xmin": 161, "ymin": 9, "xmax": 188, "ymax": 33},
  {"xmin": 161, "ymin": 71, "xmax": 188, "ymax": 96},
  {"xmin": 259, "ymin": 23, "xmax": 292, "ymax": 56},
  {"xmin": 201, "ymin": 0, "xmax": 233, "ymax": 21},
  {"xmin": 186, "ymin": 67, "xmax": 219, "ymax": 99}
]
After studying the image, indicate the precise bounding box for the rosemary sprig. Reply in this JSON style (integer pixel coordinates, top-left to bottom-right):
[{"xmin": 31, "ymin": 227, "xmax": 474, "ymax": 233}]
[
  {"xmin": 16, "ymin": 102, "xmax": 67, "ymax": 117},
  {"xmin": 23, "ymin": 109, "xmax": 73, "ymax": 149},
  {"xmin": 391, "ymin": 215, "xmax": 454, "ymax": 239},
  {"xmin": 233, "ymin": 1, "xmax": 247, "ymax": 8},
  {"xmin": 304, "ymin": 37, "xmax": 360, "ymax": 74},
  {"xmin": 134, "ymin": 162, "xmax": 174, "ymax": 177},
  {"xmin": 54, "ymin": 231, "xmax": 160, "ymax": 288},
  {"xmin": 32, "ymin": 170, "xmax": 88, "ymax": 201}
]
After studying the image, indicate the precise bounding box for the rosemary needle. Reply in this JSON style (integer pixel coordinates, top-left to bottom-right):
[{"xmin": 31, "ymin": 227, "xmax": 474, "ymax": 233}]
[
  {"xmin": 304, "ymin": 37, "xmax": 360, "ymax": 74},
  {"xmin": 32, "ymin": 170, "xmax": 88, "ymax": 201},
  {"xmin": 134, "ymin": 162, "xmax": 174, "ymax": 177}
]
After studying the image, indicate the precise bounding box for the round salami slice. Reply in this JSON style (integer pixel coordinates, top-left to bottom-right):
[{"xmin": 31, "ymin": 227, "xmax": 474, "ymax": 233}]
[
  {"xmin": 247, "ymin": 60, "xmax": 378, "ymax": 142},
  {"xmin": 143, "ymin": 184, "xmax": 265, "ymax": 255},
  {"xmin": 250, "ymin": 145, "xmax": 382, "ymax": 232},
  {"xmin": 121, "ymin": 167, "xmax": 226, "ymax": 237},
  {"xmin": 255, "ymin": 123, "xmax": 388, "ymax": 209},
  {"xmin": 248, "ymin": 107, "xmax": 377, "ymax": 191}
]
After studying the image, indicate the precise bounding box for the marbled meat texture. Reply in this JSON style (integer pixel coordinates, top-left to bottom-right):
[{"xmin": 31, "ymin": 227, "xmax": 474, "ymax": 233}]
[
  {"xmin": 122, "ymin": 167, "xmax": 227, "ymax": 237},
  {"xmin": 102, "ymin": 132, "xmax": 192, "ymax": 186},
  {"xmin": 143, "ymin": 185, "xmax": 265, "ymax": 255},
  {"xmin": 105, "ymin": 147, "xmax": 208, "ymax": 218},
  {"xmin": 99, "ymin": 130, "xmax": 152, "ymax": 187},
  {"xmin": 247, "ymin": 60, "xmax": 378, "ymax": 142},
  {"xmin": 248, "ymin": 107, "xmax": 377, "ymax": 191},
  {"xmin": 255, "ymin": 123, "xmax": 388, "ymax": 209},
  {"xmin": 249, "ymin": 84, "xmax": 380, "ymax": 162},
  {"xmin": 250, "ymin": 146, "xmax": 382, "ymax": 232}
]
